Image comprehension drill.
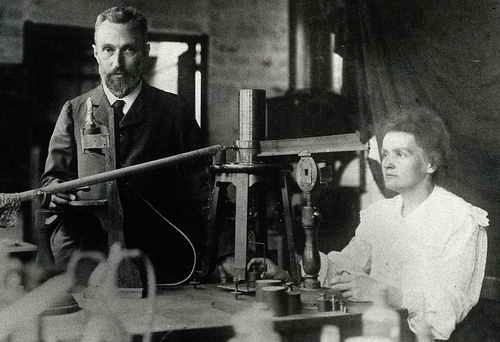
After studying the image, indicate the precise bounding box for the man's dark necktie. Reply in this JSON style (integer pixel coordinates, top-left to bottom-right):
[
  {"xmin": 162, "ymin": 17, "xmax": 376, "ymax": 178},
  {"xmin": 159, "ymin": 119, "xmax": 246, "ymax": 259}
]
[
  {"xmin": 112, "ymin": 100, "xmax": 125, "ymax": 167},
  {"xmin": 112, "ymin": 100, "xmax": 125, "ymax": 124}
]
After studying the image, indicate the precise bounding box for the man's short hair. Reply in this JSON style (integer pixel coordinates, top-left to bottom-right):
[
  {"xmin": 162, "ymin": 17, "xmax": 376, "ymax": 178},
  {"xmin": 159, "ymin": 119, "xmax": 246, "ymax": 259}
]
[
  {"xmin": 382, "ymin": 105, "xmax": 451, "ymax": 179},
  {"xmin": 95, "ymin": 6, "xmax": 148, "ymax": 43}
]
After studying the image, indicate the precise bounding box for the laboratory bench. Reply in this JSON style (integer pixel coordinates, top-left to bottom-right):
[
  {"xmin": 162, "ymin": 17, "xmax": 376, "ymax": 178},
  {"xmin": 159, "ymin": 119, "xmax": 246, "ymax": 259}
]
[{"xmin": 41, "ymin": 283, "xmax": 416, "ymax": 342}]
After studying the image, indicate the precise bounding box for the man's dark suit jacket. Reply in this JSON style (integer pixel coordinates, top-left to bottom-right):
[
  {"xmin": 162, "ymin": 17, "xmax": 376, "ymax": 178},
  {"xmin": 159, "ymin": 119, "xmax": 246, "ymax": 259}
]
[{"xmin": 42, "ymin": 83, "xmax": 209, "ymax": 283}]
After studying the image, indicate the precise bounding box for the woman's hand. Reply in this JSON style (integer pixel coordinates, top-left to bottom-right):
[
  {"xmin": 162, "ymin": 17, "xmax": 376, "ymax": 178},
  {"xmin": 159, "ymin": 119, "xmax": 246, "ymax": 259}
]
[
  {"xmin": 247, "ymin": 258, "xmax": 289, "ymax": 281},
  {"xmin": 330, "ymin": 272, "xmax": 380, "ymax": 302}
]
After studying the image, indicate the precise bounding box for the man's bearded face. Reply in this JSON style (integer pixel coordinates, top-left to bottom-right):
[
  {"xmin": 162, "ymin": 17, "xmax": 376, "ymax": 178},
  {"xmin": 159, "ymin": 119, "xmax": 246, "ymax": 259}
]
[{"xmin": 93, "ymin": 21, "xmax": 149, "ymax": 98}]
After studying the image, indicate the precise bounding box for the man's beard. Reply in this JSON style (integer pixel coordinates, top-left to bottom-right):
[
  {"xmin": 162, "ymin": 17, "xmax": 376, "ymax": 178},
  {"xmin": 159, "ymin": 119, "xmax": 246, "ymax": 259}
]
[{"xmin": 104, "ymin": 71, "xmax": 141, "ymax": 98}]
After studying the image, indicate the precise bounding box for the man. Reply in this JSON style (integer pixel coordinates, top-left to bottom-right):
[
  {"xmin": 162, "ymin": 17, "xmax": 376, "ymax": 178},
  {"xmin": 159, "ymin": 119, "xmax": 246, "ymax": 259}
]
[
  {"xmin": 250, "ymin": 107, "xmax": 488, "ymax": 340},
  {"xmin": 41, "ymin": 6, "xmax": 208, "ymax": 284}
]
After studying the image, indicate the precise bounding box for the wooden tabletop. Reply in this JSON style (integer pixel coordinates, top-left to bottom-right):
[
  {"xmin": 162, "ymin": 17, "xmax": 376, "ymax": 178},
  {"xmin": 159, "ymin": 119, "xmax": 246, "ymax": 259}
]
[
  {"xmin": 39, "ymin": 284, "xmax": 414, "ymax": 342},
  {"xmin": 0, "ymin": 239, "xmax": 37, "ymax": 254}
]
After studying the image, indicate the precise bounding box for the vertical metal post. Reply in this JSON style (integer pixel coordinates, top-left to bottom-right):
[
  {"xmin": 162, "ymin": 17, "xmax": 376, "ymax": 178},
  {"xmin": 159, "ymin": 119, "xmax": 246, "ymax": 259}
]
[
  {"xmin": 236, "ymin": 89, "xmax": 266, "ymax": 164},
  {"xmin": 234, "ymin": 174, "xmax": 250, "ymax": 281}
]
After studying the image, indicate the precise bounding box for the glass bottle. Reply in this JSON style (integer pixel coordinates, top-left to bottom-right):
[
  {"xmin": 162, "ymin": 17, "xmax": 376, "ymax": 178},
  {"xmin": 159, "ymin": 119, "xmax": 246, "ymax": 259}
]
[
  {"xmin": 361, "ymin": 287, "xmax": 400, "ymax": 342},
  {"xmin": 320, "ymin": 325, "xmax": 340, "ymax": 342}
]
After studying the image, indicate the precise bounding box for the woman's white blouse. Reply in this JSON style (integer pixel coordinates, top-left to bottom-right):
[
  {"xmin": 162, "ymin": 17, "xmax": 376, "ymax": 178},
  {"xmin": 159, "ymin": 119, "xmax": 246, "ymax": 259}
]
[{"xmin": 323, "ymin": 186, "xmax": 489, "ymax": 340}]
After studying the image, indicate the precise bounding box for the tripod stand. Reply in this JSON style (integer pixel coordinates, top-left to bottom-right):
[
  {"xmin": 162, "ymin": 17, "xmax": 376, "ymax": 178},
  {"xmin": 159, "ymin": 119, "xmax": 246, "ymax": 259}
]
[{"xmin": 206, "ymin": 162, "xmax": 300, "ymax": 285}]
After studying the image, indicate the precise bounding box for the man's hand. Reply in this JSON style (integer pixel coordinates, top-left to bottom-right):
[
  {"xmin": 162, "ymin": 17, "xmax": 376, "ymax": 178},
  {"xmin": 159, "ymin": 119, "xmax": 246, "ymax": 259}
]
[
  {"xmin": 48, "ymin": 192, "xmax": 76, "ymax": 209},
  {"xmin": 330, "ymin": 272, "xmax": 380, "ymax": 302},
  {"xmin": 45, "ymin": 181, "xmax": 85, "ymax": 209}
]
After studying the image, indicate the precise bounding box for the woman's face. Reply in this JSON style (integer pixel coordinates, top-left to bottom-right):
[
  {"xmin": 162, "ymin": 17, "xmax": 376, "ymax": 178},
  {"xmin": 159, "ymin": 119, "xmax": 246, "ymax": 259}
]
[{"xmin": 381, "ymin": 131, "xmax": 435, "ymax": 194}]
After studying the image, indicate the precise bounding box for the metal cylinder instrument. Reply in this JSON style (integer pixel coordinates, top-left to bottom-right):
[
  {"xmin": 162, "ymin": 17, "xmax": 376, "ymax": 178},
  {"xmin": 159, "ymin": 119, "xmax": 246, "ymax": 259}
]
[
  {"xmin": 255, "ymin": 279, "xmax": 282, "ymax": 302},
  {"xmin": 262, "ymin": 285, "xmax": 287, "ymax": 317},
  {"xmin": 286, "ymin": 285, "xmax": 302, "ymax": 315},
  {"xmin": 79, "ymin": 97, "xmax": 109, "ymax": 200},
  {"xmin": 236, "ymin": 89, "xmax": 266, "ymax": 164}
]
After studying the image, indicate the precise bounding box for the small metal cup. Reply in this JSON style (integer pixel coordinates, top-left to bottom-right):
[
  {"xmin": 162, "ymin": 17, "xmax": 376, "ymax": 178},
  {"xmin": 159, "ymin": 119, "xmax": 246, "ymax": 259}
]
[
  {"xmin": 317, "ymin": 292, "xmax": 333, "ymax": 312},
  {"xmin": 286, "ymin": 290, "xmax": 302, "ymax": 315}
]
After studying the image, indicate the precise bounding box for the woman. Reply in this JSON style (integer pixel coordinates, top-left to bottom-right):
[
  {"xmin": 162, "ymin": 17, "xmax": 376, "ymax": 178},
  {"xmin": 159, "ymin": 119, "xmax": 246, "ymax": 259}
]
[{"xmin": 252, "ymin": 106, "xmax": 488, "ymax": 340}]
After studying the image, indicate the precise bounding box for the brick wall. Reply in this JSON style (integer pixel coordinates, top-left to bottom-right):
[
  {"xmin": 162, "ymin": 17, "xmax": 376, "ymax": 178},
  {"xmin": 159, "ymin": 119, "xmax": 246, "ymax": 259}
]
[
  {"xmin": 3, "ymin": 0, "xmax": 289, "ymax": 146},
  {"xmin": 208, "ymin": 0, "xmax": 288, "ymax": 145},
  {"xmin": 0, "ymin": 1, "xmax": 25, "ymax": 63}
]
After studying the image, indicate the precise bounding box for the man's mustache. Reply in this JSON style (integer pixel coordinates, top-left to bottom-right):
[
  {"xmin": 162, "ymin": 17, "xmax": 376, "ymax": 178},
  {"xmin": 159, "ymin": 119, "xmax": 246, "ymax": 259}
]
[{"xmin": 109, "ymin": 69, "xmax": 128, "ymax": 76}]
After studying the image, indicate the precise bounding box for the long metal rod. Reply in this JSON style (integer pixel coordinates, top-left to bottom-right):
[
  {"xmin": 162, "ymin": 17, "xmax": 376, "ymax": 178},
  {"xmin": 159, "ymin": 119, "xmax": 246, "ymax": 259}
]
[
  {"xmin": 258, "ymin": 132, "xmax": 367, "ymax": 157},
  {"xmin": 15, "ymin": 145, "xmax": 223, "ymax": 202}
]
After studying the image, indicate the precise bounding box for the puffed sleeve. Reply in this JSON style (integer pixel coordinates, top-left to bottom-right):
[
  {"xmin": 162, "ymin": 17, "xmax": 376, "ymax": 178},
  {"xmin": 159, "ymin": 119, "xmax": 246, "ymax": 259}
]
[
  {"xmin": 335, "ymin": 208, "xmax": 373, "ymax": 272},
  {"xmin": 402, "ymin": 206, "xmax": 488, "ymax": 340},
  {"xmin": 320, "ymin": 209, "xmax": 373, "ymax": 286},
  {"xmin": 305, "ymin": 251, "xmax": 362, "ymax": 287},
  {"xmin": 41, "ymin": 101, "xmax": 77, "ymax": 188}
]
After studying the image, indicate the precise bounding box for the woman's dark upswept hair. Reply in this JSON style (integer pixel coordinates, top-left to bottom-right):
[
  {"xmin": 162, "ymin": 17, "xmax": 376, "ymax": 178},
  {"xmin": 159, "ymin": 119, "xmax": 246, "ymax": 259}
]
[
  {"xmin": 94, "ymin": 6, "xmax": 148, "ymax": 43},
  {"xmin": 382, "ymin": 105, "xmax": 451, "ymax": 180}
]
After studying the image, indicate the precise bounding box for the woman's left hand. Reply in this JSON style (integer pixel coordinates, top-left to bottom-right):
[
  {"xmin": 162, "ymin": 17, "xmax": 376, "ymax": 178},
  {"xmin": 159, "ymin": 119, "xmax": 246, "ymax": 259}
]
[{"xmin": 329, "ymin": 272, "xmax": 380, "ymax": 302}]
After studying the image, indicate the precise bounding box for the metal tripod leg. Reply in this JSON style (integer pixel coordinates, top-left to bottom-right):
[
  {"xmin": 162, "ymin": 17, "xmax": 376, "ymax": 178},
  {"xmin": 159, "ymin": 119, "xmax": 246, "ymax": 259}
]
[
  {"xmin": 209, "ymin": 167, "xmax": 291, "ymax": 284},
  {"xmin": 233, "ymin": 173, "xmax": 249, "ymax": 281},
  {"xmin": 280, "ymin": 172, "xmax": 300, "ymax": 284},
  {"xmin": 203, "ymin": 181, "xmax": 222, "ymax": 278}
]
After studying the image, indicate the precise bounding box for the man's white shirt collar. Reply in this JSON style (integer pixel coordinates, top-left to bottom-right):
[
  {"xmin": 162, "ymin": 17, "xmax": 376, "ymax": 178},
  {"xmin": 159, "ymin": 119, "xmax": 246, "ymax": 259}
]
[{"xmin": 103, "ymin": 81, "xmax": 143, "ymax": 115}]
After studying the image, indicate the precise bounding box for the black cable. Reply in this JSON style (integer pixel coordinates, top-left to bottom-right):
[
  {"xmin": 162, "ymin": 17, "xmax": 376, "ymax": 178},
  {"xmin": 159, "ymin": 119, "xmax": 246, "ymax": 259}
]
[{"xmin": 133, "ymin": 191, "xmax": 197, "ymax": 287}]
